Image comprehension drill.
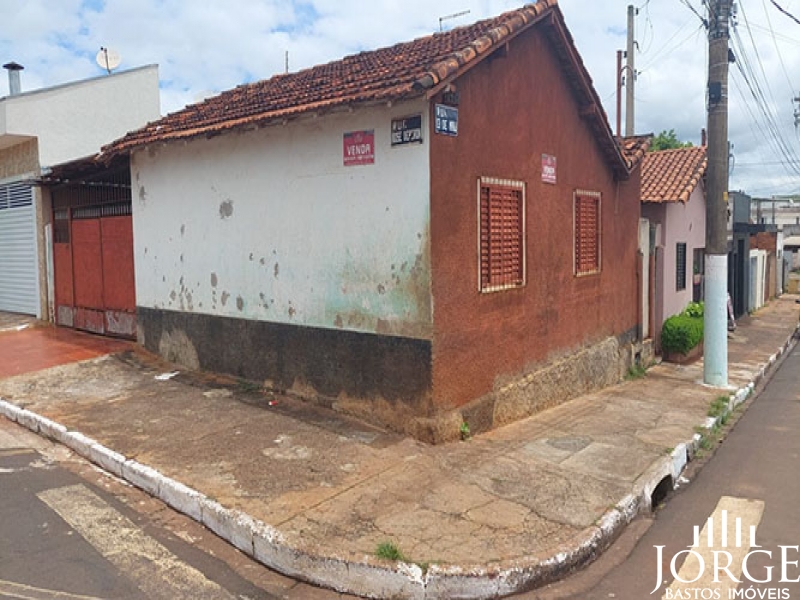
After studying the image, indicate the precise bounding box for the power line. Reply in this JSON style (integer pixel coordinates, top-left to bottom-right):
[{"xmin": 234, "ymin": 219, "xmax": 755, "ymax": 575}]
[
  {"xmin": 678, "ymin": 0, "xmax": 709, "ymax": 26},
  {"xmin": 745, "ymin": 21, "xmax": 800, "ymax": 45},
  {"xmin": 761, "ymin": 0, "xmax": 795, "ymax": 91},
  {"xmin": 767, "ymin": 0, "xmax": 800, "ymax": 25},
  {"xmin": 730, "ymin": 9, "xmax": 800, "ymax": 176},
  {"xmin": 738, "ymin": 0, "xmax": 780, "ymax": 111},
  {"xmin": 639, "ymin": 18, "xmax": 702, "ymax": 71},
  {"xmin": 730, "ymin": 43, "xmax": 800, "ymax": 177}
]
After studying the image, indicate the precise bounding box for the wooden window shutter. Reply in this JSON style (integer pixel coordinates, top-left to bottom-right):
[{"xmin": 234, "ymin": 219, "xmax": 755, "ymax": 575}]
[
  {"xmin": 574, "ymin": 191, "xmax": 601, "ymax": 275},
  {"xmin": 479, "ymin": 179, "xmax": 525, "ymax": 291}
]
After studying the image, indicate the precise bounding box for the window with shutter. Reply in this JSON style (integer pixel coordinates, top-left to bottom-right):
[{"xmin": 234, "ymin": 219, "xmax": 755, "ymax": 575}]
[
  {"xmin": 478, "ymin": 177, "xmax": 525, "ymax": 292},
  {"xmin": 574, "ymin": 191, "xmax": 601, "ymax": 276},
  {"xmin": 676, "ymin": 242, "xmax": 687, "ymax": 291}
]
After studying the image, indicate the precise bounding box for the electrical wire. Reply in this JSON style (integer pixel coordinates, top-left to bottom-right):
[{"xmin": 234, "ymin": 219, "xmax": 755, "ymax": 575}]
[
  {"xmin": 745, "ymin": 21, "xmax": 800, "ymax": 45},
  {"xmin": 678, "ymin": 0, "xmax": 709, "ymax": 26},
  {"xmin": 730, "ymin": 9, "xmax": 800, "ymax": 177},
  {"xmin": 639, "ymin": 18, "xmax": 701, "ymax": 72},
  {"xmin": 731, "ymin": 47, "xmax": 800, "ymax": 177},
  {"xmin": 638, "ymin": 0, "xmax": 655, "ymax": 53},
  {"xmin": 761, "ymin": 0, "xmax": 796, "ymax": 91},
  {"xmin": 738, "ymin": 0, "xmax": 782, "ymax": 124},
  {"xmin": 767, "ymin": 0, "xmax": 800, "ymax": 25}
]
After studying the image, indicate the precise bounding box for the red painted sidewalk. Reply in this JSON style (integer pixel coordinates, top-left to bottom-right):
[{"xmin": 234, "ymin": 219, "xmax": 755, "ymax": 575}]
[{"xmin": 0, "ymin": 326, "xmax": 130, "ymax": 378}]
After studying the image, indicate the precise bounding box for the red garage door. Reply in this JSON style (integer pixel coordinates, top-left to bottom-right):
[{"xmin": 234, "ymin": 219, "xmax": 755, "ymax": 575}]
[{"xmin": 53, "ymin": 199, "xmax": 136, "ymax": 339}]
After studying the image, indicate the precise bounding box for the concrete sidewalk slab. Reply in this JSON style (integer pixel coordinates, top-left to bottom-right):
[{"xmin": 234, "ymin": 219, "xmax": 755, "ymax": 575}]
[{"xmin": 0, "ymin": 296, "xmax": 797, "ymax": 598}]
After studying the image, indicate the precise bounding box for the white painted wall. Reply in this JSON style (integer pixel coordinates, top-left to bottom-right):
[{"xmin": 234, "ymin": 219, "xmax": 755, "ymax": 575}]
[
  {"xmin": 0, "ymin": 66, "xmax": 160, "ymax": 167},
  {"xmin": 750, "ymin": 249, "xmax": 767, "ymax": 309},
  {"xmin": 131, "ymin": 100, "xmax": 432, "ymax": 340},
  {"xmin": 642, "ymin": 187, "xmax": 707, "ymax": 331},
  {"xmin": 638, "ymin": 218, "xmax": 650, "ymax": 338},
  {"xmin": 660, "ymin": 185, "xmax": 706, "ymax": 321}
]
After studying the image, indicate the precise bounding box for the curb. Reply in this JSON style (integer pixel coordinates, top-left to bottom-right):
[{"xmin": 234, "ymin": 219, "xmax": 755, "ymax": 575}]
[{"xmin": 1, "ymin": 323, "xmax": 797, "ymax": 599}]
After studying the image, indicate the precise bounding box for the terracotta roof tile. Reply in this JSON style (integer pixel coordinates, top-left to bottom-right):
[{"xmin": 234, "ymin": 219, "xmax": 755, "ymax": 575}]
[
  {"xmin": 103, "ymin": 0, "xmax": 630, "ymax": 177},
  {"xmin": 618, "ymin": 135, "xmax": 652, "ymax": 169},
  {"xmin": 641, "ymin": 146, "xmax": 708, "ymax": 203}
]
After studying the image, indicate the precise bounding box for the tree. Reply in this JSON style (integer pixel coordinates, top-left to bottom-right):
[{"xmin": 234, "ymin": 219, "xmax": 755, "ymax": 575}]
[{"xmin": 650, "ymin": 129, "xmax": 694, "ymax": 152}]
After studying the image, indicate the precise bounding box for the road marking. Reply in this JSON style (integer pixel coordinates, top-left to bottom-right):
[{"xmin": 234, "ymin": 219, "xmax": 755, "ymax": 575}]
[
  {"xmin": 664, "ymin": 495, "xmax": 765, "ymax": 599},
  {"xmin": 37, "ymin": 484, "xmax": 235, "ymax": 600},
  {"xmin": 0, "ymin": 579, "xmax": 106, "ymax": 600}
]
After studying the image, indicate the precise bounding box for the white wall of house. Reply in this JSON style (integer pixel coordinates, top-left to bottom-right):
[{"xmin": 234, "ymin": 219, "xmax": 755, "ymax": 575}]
[
  {"xmin": 661, "ymin": 185, "xmax": 706, "ymax": 320},
  {"xmin": 131, "ymin": 100, "xmax": 433, "ymax": 340},
  {"xmin": 0, "ymin": 65, "xmax": 160, "ymax": 167},
  {"xmin": 642, "ymin": 184, "xmax": 707, "ymax": 332},
  {"xmin": 750, "ymin": 249, "xmax": 767, "ymax": 309}
]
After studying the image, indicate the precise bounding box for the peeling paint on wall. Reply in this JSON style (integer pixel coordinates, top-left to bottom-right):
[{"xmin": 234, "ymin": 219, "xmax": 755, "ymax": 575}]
[{"xmin": 131, "ymin": 100, "xmax": 433, "ymax": 340}]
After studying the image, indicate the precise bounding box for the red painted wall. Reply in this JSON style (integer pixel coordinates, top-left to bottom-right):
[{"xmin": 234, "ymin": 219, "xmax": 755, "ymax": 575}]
[{"xmin": 429, "ymin": 24, "xmax": 641, "ymax": 409}]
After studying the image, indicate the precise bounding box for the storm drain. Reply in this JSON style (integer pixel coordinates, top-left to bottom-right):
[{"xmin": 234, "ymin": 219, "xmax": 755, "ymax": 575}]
[{"xmin": 650, "ymin": 475, "xmax": 674, "ymax": 509}]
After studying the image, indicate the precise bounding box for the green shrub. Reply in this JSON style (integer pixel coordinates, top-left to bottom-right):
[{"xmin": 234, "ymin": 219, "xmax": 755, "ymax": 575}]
[
  {"xmin": 661, "ymin": 314, "xmax": 704, "ymax": 355},
  {"xmin": 682, "ymin": 301, "xmax": 704, "ymax": 318}
]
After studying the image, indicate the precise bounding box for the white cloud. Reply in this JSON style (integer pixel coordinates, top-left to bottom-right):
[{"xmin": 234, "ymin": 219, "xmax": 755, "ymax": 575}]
[{"xmin": 0, "ymin": 0, "xmax": 798, "ymax": 195}]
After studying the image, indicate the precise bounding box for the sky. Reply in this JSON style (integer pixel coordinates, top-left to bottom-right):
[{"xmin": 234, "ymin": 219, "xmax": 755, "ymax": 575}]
[{"xmin": 1, "ymin": 0, "xmax": 799, "ymax": 197}]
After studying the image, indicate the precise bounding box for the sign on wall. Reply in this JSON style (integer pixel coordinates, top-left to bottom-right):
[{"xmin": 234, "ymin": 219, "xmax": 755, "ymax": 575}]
[
  {"xmin": 541, "ymin": 154, "xmax": 557, "ymax": 184},
  {"xmin": 343, "ymin": 130, "xmax": 375, "ymax": 166},
  {"xmin": 434, "ymin": 105, "xmax": 458, "ymax": 137},
  {"xmin": 391, "ymin": 114, "xmax": 423, "ymax": 146}
]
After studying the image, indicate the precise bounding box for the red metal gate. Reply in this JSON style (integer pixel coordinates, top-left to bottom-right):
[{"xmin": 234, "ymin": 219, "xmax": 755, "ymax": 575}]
[{"xmin": 51, "ymin": 165, "xmax": 136, "ymax": 339}]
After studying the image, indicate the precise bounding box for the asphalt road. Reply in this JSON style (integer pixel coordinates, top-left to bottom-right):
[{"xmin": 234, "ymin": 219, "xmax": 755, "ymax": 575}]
[
  {"xmin": 521, "ymin": 341, "xmax": 800, "ymax": 600},
  {"xmin": 0, "ymin": 420, "xmax": 353, "ymax": 600}
]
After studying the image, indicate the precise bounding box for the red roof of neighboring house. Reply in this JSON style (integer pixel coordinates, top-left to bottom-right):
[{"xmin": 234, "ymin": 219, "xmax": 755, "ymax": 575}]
[
  {"xmin": 618, "ymin": 135, "xmax": 652, "ymax": 169},
  {"xmin": 641, "ymin": 146, "xmax": 708, "ymax": 203},
  {"xmin": 103, "ymin": 1, "xmax": 631, "ymax": 177}
]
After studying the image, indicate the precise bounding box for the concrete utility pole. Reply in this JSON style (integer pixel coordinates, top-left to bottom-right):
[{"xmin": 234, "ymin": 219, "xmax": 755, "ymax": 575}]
[
  {"xmin": 625, "ymin": 5, "xmax": 636, "ymax": 136},
  {"xmin": 794, "ymin": 95, "xmax": 800, "ymax": 128},
  {"xmin": 704, "ymin": 0, "xmax": 733, "ymax": 387}
]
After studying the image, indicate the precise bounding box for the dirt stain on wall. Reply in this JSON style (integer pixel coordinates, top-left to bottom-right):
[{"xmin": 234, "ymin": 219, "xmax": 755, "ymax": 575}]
[{"xmin": 219, "ymin": 200, "xmax": 234, "ymax": 219}]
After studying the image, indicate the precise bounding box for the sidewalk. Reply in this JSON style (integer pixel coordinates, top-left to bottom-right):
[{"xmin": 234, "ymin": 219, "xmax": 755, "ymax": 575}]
[{"xmin": 0, "ymin": 297, "xmax": 798, "ymax": 599}]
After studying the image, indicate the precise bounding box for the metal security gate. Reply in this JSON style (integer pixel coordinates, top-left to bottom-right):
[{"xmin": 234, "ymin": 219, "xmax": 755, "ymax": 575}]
[
  {"xmin": 0, "ymin": 181, "xmax": 38, "ymax": 315},
  {"xmin": 50, "ymin": 161, "xmax": 136, "ymax": 338}
]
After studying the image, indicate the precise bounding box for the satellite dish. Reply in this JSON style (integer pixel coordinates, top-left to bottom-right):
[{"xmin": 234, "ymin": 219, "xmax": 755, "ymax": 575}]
[{"xmin": 96, "ymin": 47, "xmax": 121, "ymax": 74}]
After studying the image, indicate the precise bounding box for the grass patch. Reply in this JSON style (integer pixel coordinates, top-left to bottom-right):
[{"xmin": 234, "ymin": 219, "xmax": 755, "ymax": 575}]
[
  {"xmin": 375, "ymin": 541, "xmax": 406, "ymax": 562},
  {"xmin": 626, "ymin": 364, "xmax": 648, "ymax": 380},
  {"xmin": 236, "ymin": 378, "xmax": 263, "ymax": 394},
  {"xmin": 707, "ymin": 395, "xmax": 730, "ymax": 418},
  {"xmin": 459, "ymin": 421, "xmax": 471, "ymax": 441}
]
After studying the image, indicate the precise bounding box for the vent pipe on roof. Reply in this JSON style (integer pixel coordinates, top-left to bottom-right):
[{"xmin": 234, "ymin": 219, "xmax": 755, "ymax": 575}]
[
  {"xmin": 701, "ymin": 128, "xmax": 707, "ymax": 146},
  {"xmin": 3, "ymin": 62, "xmax": 24, "ymax": 96}
]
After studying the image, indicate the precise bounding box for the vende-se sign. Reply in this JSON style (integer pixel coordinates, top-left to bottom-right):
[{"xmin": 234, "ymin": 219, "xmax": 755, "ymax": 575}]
[
  {"xmin": 343, "ymin": 130, "xmax": 375, "ymax": 166},
  {"xmin": 541, "ymin": 154, "xmax": 557, "ymax": 184}
]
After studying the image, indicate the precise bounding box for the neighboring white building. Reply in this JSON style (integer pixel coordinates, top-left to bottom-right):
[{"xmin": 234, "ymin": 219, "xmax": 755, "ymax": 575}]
[
  {"xmin": 0, "ymin": 64, "xmax": 160, "ymax": 317},
  {"xmin": 751, "ymin": 198, "xmax": 800, "ymax": 228}
]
